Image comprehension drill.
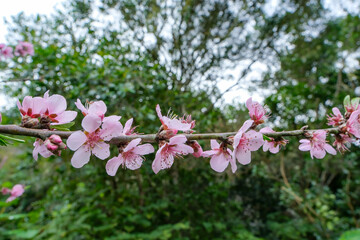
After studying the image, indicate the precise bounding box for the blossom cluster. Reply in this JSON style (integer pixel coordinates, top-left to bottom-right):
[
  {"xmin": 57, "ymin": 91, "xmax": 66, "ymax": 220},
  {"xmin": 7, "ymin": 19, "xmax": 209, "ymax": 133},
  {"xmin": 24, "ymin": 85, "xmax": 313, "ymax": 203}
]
[
  {"xmin": 0, "ymin": 41, "xmax": 34, "ymax": 60},
  {"xmin": 11, "ymin": 92, "xmax": 360, "ymax": 177}
]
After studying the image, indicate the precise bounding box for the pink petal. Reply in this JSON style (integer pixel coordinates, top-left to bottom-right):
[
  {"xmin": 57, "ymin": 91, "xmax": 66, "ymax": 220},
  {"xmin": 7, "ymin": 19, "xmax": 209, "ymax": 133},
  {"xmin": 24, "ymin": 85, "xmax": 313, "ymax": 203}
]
[
  {"xmin": 6, "ymin": 196, "xmax": 16, "ymax": 202},
  {"xmin": 88, "ymin": 101, "xmax": 107, "ymax": 116},
  {"xmin": 299, "ymin": 142, "xmax": 311, "ymax": 151},
  {"xmin": 52, "ymin": 111, "xmax": 77, "ymax": 125},
  {"xmin": 71, "ymin": 145, "xmax": 91, "ymax": 168},
  {"xmin": 156, "ymin": 104, "xmax": 163, "ymax": 119},
  {"xmin": 75, "ymin": 99, "xmax": 88, "ymax": 114},
  {"xmin": 210, "ymin": 154, "xmax": 229, "ymax": 172},
  {"xmin": 263, "ymin": 142, "xmax": 270, "ymax": 152},
  {"xmin": 32, "ymin": 97, "xmax": 46, "ymax": 115},
  {"xmin": 38, "ymin": 144, "xmax": 53, "ymax": 158},
  {"xmin": 11, "ymin": 184, "xmax": 25, "ymax": 197},
  {"xmin": 125, "ymin": 155, "xmax": 144, "ymax": 170},
  {"xmin": 233, "ymin": 131, "xmax": 243, "ymax": 149},
  {"xmin": 299, "ymin": 139, "xmax": 310, "ymax": 144},
  {"xmin": 228, "ymin": 154, "xmax": 237, "ymax": 173},
  {"xmin": 332, "ymin": 107, "xmax": 342, "ymax": 116},
  {"xmin": 124, "ymin": 138, "xmax": 142, "ymax": 152},
  {"xmin": 152, "ymin": 145, "xmax": 174, "ymax": 174},
  {"xmin": 81, "ymin": 114, "xmax": 102, "ymax": 133},
  {"xmin": 168, "ymin": 135, "xmax": 187, "ymax": 145},
  {"xmin": 246, "ymin": 98, "xmax": 253, "ymax": 111},
  {"xmin": 43, "ymin": 90, "xmax": 49, "ymax": 99},
  {"xmin": 234, "ymin": 149, "xmax": 252, "ymax": 165},
  {"xmin": 92, "ymin": 142, "xmax": 110, "ymax": 160},
  {"xmin": 311, "ymin": 148, "xmax": 326, "ymax": 159},
  {"xmin": 163, "ymin": 117, "xmax": 191, "ymax": 131},
  {"xmin": 46, "ymin": 94, "xmax": 67, "ymax": 114},
  {"xmin": 100, "ymin": 115, "xmax": 123, "ymax": 140},
  {"xmin": 202, "ymin": 150, "xmax": 218, "ymax": 157},
  {"xmin": 132, "ymin": 143, "xmax": 154, "ymax": 155},
  {"xmin": 123, "ymin": 118, "xmax": 133, "ymax": 134},
  {"xmin": 106, "ymin": 155, "xmax": 123, "ymax": 176},
  {"xmin": 238, "ymin": 120, "xmax": 254, "ymax": 133},
  {"xmin": 269, "ymin": 144, "xmax": 280, "ymax": 154},
  {"xmin": 260, "ymin": 127, "xmax": 274, "ymax": 134},
  {"xmin": 22, "ymin": 96, "xmax": 33, "ymax": 111},
  {"xmin": 210, "ymin": 139, "xmax": 220, "ymax": 149},
  {"xmin": 324, "ymin": 144, "xmax": 337, "ymax": 155},
  {"xmin": 244, "ymin": 131, "xmax": 264, "ymax": 151},
  {"xmin": 67, "ymin": 131, "xmax": 87, "ymax": 151},
  {"xmin": 171, "ymin": 143, "xmax": 194, "ymax": 155}
]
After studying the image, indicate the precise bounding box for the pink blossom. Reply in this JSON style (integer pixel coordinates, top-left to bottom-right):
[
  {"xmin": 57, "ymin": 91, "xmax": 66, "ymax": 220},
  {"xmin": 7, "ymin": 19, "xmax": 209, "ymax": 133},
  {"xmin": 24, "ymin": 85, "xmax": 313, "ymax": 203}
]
[
  {"xmin": 106, "ymin": 138, "xmax": 154, "ymax": 175},
  {"xmin": 246, "ymin": 98, "xmax": 269, "ymax": 125},
  {"xmin": 122, "ymin": 118, "xmax": 137, "ymax": 135},
  {"xmin": 152, "ymin": 135, "xmax": 194, "ymax": 174},
  {"xmin": 1, "ymin": 46, "xmax": 13, "ymax": 58},
  {"xmin": 299, "ymin": 130, "xmax": 337, "ymax": 159},
  {"xmin": 345, "ymin": 110, "xmax": 360, "ymax": 138},
  {"xmin": 233, "ymin": 120, "xmax": 264, "ymax": 165},
  {"xmin": 190, "ymin": 140, "xmax": 203, "ymax": 158},
  {"xmin": 202, "ymin": 140, "xmax": 236, "ymax": 173},
  {"xmin": 260, "ymin": 127, "xmax": 288, "ymax": 154},
  {"xmin": 67, "ymin": 114, "xmax": 122, "ymax": 168},
  {"xmin": 14, "ymin": 41, "xmax": 34, "ymax": 57},
  {"xmin": 33, "ymin": 139, "xmax": 54, "ymax": 161},
  {"xmin": 75, "ymin": 99, "xmax": 107, "ymax": 119},
  {"xmin": 17, "ymin": 96, "xmax": 46, "ymax": 118},
  {"xmin": 2, "ymin": 184, "xmax": 25, "ymax": 202},
  {"xmin": 156, "ymin": 104, "xmax": 192, "ymax": 132},
  {"xmin": 333, "ymin": 134, "xmax": 354, "ymax": 153},
  {"xmin": 0, "ymin": 44, "xmax": 5, "ymax": 50},
  {"xmin": 327, "ymin": 107, "xmax": 345, "ymax": 127},
  {"xmin": 43, "ymin": 91, "xmax": 77, "ymax": 125}
]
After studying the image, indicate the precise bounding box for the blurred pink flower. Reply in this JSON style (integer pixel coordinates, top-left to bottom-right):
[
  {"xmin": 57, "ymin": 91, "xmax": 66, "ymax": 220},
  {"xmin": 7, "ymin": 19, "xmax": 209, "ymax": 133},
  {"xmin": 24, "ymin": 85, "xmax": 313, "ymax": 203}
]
[
  {"xmin": 190, "ymin": 140, "xmax": 203, "ymax": 158},
  {"xmin": 2, "ymin": 184, "xmax": 25, "ymax": 202},
  {"xmin": 14, "ymin": 41, "xmax": 34, "ymax": 57},
  {"xmin": 152, "ymin": 135, "xmax": 193, "ymax": 174},
  {"xmin": 1, "ymin": 46, "xmax": 13, "ymax": 58},
  {"xmin": 202, "ymin": 140, "xmax": 236, "ymax": 173},
  {"xmin": 246, "ymin": 98, "xmax": 269, "ymax": 125},
  {"xmin": 299, "ymin": 130, "xmax": 336, "ymax": 159},
  {"xmin": 106, "ymin": 138, "xmax": 154, "ymax": 175},
  {"xmin": 233, "ymin": 120, "xmax": 264, "ymax": 165},
  {"xmin": 67, "ymin": 114, "xmax": 121, "ymax": 168}
]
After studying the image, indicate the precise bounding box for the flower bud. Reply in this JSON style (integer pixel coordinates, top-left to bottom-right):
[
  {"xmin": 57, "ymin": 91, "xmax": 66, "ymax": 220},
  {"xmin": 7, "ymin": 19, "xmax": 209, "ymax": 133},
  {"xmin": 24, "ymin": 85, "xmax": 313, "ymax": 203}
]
[
  {"xmin": 1, "ymin": 187, "xmax": 10, "ymax": 195},
  {"xmin": 44, "ymin": 139, "xmax": 59, "ymax": 151},
  {"xmin": 58, "ymin": 142, "xmax": 67, "ymax": 150},
  {"xmin": 49, "ymin": 134, "xmax": 62, "ymax": 144},
  {"xmin": 21, "ymin": 116, "xmax": 40, "ymax": 128},
  {"xmin": 158, "ymin": 129, "xmax": 177, "ymax": 140}
]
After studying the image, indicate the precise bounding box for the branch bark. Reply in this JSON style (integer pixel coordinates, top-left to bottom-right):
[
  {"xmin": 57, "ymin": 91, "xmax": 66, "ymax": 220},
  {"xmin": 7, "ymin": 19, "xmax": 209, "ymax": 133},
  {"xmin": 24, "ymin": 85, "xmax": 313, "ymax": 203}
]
[{"xmin": 0, "ymin": 124, "xmax": 342, "ymax": 144}]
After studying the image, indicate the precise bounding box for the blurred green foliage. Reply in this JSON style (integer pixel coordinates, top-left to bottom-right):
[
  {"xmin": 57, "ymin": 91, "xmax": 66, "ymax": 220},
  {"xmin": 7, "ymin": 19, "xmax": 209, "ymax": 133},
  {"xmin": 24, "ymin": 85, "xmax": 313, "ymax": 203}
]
[{"xmin": 0, "ymin": 0, "xmax": 359, "ymax": 239}]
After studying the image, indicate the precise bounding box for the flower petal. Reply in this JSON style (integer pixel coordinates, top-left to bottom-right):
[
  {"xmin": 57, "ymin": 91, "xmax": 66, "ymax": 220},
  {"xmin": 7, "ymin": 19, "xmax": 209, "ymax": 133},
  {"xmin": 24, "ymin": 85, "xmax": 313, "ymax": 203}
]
[
  {"xmin": 81, "ymin": 114, "xmax": 102, "ymax": 133},
  {"xmin": 46, "ymin": 94, "xmax": 67, "ymax": 114},
  {"xmin": 67, "ymin": 131, "xmax": 87, "ymax": 151},
  {"xmin": 106, "ymin": 155, "xmax": 123, "ymax": 176},
  {"xmin": 168, "ymin": 135, "xmax": 187, "ymax": 145},
  {"xmin": 88, "ymin": 101, "xmax": 107, "ymax": 116},
  {"xmin": 71, "ymin": 145, "xmax": 91, "ymax": 168},
  {"xmin": 52, "ymin": 111, "xmax": 77, "ymax": 125},
  {"xmin": 210, "ymin": 154, "xmax": 229, "ymax": 172},
  {"xmin": 244, "ymin": 131, "xmax": 264, "ymax": 151},
  {"xmin": 125, "ymin": 155, "xmax": 144, "ymax": 170},
  {"xmin": 124, "ymin": 138, "xmax": 142, "ymax": 152},
  {"xmin": 210, "ymin": 139, "xmax": 220, "ymax": 149},
  {"xmin": 92, "ymin": 142, "xmax": 110, "ymax": 160},
  {"xmin": 132, "ymin": 143, "xmax": 154, "ymax": 155},
  {"xmin": 234, "ymin": 149, "xmax": 252, "ymax": 165},
  {"xmin": 324, "ymin": 144, "xmax": 337, "ymax": 155}
]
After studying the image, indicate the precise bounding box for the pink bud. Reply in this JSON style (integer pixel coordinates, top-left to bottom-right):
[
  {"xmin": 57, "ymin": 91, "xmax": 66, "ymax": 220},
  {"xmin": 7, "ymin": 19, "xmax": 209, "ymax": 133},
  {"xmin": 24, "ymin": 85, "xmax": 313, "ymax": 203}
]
[
  {"xmin": 49, "ymin": 134, "xmax": 62, "ymax": 144},
  {"xmin": 2, "ymin": 187, "xmax": 10, "ymax": 195},
  {"xmin": 45, "ymin": 139, "xmax": 58, "ymax": 151},
  {"xmin": 58, "ymin": 142, "xmax": 67, "ymax": 150}
]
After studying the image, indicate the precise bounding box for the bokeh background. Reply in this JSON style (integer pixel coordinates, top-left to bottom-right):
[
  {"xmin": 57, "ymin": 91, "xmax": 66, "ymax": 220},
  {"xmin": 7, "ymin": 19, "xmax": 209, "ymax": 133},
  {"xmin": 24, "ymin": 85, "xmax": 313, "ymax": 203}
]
[{"xmin": 0, "ymin": 0, "xmax": 360, "ymax": 239}]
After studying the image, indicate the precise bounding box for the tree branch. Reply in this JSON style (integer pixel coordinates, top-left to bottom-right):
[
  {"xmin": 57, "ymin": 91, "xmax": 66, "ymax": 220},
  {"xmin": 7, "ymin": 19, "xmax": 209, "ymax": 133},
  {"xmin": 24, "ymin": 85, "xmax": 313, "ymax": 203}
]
[{"xmin": 0, "ymin": 124, "xmax": 342, "ymax": 144}]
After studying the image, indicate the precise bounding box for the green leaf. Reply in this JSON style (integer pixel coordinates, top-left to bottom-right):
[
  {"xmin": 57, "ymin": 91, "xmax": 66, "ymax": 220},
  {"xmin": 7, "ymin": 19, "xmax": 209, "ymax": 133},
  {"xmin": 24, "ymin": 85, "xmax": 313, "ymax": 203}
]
[
  {"xmin": 343, "ymin": 95, "xmax": 351, "ymax": 107},
  {"xmin": 0, "ymin": 134, "xmax": 25, "ymax": 143},
  {"xmin": 339, "ymin": 229, "xmax": 360, "ymax": 240},
  {"xmin": 50, "ymin": 122, "xmax": 75, "ymax": 130},
  {"xmin": 351, "ymin": 97, "xmax": 359, "ymax": 108},
  {"xmin": 263, "ymin": 135, "xmax": 272, "ymax": 141}
]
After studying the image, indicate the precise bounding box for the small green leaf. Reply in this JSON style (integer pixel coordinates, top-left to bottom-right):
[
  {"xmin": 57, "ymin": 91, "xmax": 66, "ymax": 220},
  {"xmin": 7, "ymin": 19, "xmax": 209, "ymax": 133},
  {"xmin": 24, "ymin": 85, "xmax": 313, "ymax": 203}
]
[
  {"xmin": 351, "ymin": 97, "xmax": 359, "ymax": 108},
  {"xmin": 339, "ymin": 229, "xmax": 360, "ymax": 240},
  {"xmin": 0, "ymin": 134, "xmax": 25, "ymax": 143},
  {"xmin": 343, "ymin": 95, "xmax": 350, "ymax": 107},
  {"xmin": 50, "ymin": 122, "xmax": 75, "ymax": 130},
  {"xmin": 263, "ymin": 135, "xmax": 272, "ymax": 141}
]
